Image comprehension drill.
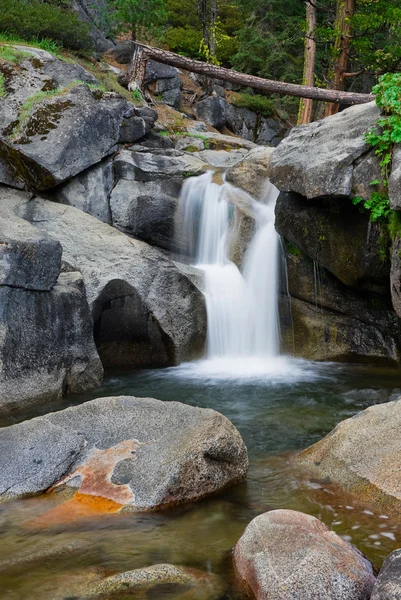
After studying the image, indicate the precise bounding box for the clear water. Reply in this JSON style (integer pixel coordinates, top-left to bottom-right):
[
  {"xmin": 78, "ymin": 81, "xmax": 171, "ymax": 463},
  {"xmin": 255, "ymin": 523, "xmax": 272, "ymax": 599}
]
[{"xmin": 2, "ymin": 361, "xmax": 401, "ymax": 598}]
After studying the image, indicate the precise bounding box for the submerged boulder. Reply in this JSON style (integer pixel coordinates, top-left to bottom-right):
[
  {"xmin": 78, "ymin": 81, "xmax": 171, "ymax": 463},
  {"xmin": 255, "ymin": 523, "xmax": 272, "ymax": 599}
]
[
  {"xmin": 14, "ymin": 193, "xmax": 206, "ymax": 367},
  {"xmin": 371, "ymin": 549, "xmax": 401, "ymax": 600},
  {"xmin": 233, "ymin": 509, "xmax": 375, "ymax": 600},
  {"xmin": 298, "ymin": 398, "xmax": 401, "ymax": 513},
  {"xmin": 0, "ymin": 396, "xmax": 249, "ymax": 508},
  {"xmin": 269, "ymin": 101, "xmax": 380, "ymax": 198}
]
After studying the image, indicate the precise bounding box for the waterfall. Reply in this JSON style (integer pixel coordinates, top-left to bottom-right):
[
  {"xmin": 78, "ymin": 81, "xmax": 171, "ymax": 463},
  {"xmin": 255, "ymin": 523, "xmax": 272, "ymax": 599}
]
[{"xmin": 176, "ymin": 171, "xmax": 282, "ymax": 363}]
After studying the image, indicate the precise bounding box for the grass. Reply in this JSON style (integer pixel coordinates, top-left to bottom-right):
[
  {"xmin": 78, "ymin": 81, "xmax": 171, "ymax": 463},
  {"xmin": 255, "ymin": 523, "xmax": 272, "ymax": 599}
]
[
  {"xmin": 0, "ymin": 32, "xmax": 62, "ymax": 56},
  {"xmin": 229, "ymin": 91, "xmax": 276, "ymax": 118},
  {"xmin": 0, "ymin": 44, "xmax": 30, "ymax": 63}
]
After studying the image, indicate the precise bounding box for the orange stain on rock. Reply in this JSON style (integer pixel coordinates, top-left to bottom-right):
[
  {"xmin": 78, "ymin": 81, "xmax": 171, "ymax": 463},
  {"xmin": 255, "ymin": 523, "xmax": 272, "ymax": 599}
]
[{"xmin": 55, "ymin": 439, "xmax": 142, "ymax": 505}]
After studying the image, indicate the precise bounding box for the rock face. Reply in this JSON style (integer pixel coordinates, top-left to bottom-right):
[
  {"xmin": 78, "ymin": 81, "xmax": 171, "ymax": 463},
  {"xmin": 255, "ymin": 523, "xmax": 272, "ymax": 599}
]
[
  {"xmin": 275, "ymin": 192, "xmax": 390, "ymax": 292},
  {"xmin": 371, "ymin": 549, "xmax": 401, "ymax": 600},
  {"xmin": 233, "ymin": 509, "xmax": 375, "ymax": 600},
  {"xmin": 71, "ymin": 0, "xmax": 115, "ymax": 54},
  {"xmin": 389, "ymin": 145, "xmax": 401, "ymax": 210},
  {"xmin": 0, "ymin": 396, "xmax": 249, "ymax": 508},
  {"xmin": 298, "ymin": 398, "xmax": 401, "ymax": 513},
  {"xmin": 15, "ymin": 194, "xmax": 206, "ymax": 367},
  {"xmin": 0, "ymin": 186, "xmax": 103, "ymax": 418},
  {"xmin": 269, "ymin": 101, "xmax": 380, "ymax": 198},
  {"xmin": 280, "ymin": 250, "xmax": 401, "ymax": 364}
]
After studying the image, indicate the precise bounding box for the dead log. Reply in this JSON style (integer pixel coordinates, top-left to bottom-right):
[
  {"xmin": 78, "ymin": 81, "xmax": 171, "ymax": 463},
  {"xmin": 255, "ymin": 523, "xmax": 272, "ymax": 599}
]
[{"xmin": 123, "ymin": 43, "xmax": 374, "ymax": 106}]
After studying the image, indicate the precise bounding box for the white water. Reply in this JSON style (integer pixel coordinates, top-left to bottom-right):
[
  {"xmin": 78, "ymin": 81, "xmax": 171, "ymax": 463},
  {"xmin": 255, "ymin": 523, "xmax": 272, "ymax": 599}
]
[{"xmin": 176, "ymin": 170, "xmax": 295, "ymax": 378}]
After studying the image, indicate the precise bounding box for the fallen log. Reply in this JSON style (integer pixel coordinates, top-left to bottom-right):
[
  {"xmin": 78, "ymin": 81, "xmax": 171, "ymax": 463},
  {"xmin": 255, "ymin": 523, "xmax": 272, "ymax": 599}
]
[{"xmin": 124, "ymin": 43, "xmax": 374, "ymax": 106}]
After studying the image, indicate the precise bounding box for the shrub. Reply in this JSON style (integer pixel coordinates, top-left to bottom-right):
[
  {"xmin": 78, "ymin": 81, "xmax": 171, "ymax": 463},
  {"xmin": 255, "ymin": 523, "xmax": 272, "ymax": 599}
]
[
  {"xmin": 229, "ymin": 92, "xmax": 276, "ymax": 117},
  {"xmin": 0, "ymin": 0, "xmax": 92, "ymax": 51}
]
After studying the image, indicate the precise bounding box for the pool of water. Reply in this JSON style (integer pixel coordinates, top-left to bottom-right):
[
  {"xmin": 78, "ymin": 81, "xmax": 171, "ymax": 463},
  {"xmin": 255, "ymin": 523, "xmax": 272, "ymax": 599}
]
[{"xmin": 2, "ymin": 357, "xmax": 401, "ymax": 598}]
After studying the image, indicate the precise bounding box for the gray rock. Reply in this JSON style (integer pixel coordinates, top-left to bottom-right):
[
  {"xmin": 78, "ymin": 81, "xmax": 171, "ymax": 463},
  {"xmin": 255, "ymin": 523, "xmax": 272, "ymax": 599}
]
[
  {"xmin": 110, "ymin": 177, "xmax": 182, "ymax": 250},
  {"xmin": 1, "ymin": 84, "xmax": 139, "ymax": 190},
  {"xmin": 110, "ymin": 40, "xmax": 136, "ymax": 64},
  {"xmin": 225, "ymin": 104, "xmax": 257, "ymax": 141},
  {"xmin": 0, "ymin": 186, "xmax": 61, "ymax": 291},
  {"xmin": 275, "ymin": 191, "xmax": 390, "ymax": 292},
  {"xmin": 371, "ymin": 549, "xmax": 401, "ymax": 600},
  {"xmin": 389, "ymin": 145, "xmax": 401, "ymax": 210},
  {"xmin": 114, "ymin": 149, "xmax": 207, "ymax": 182},
  {"xmin": 0, "ymin": 396, "xmax": 249, "ymax": 508},
  {"xmin": 256, "ymin": 116, "xmax": 284, "ymax": 146},
  {"xmin": 195, "ymin": 149, "xmax": 246, "ymax": 168},
  {"xmin": 298, "ymin": 398, "xmax": 401, "ymax": 513},
  {"xmin": 233, "ymin": 510, "xmax": 375, "ymax": 600},
  {"xmin": 175, "ymin": 136, "xmax": 205, "ymax": 151},
  {"xmin": 71, "ymin": 0, "xmax": 115, "ymax": 54},
  {"xmin": 0, "ymin": 271, "xmax": 103, "ymax": 419},
  {"xmin": 269, "ymin": 102, "xmax": 380, "ymax": 198},
  {"xmin": 353, "ymin": 150, "xmax": 384, "ymax": 201},
  {"xmin": 145, "ymin": 59, "xmax": 179, "ymax": 83},
  {"xmin": 226, "ymin": 189, "xmax": 256, "ymax": 268},
  {"xmin": 119, "ymin": 106, "xmax": 157, "ymax": 144},
  {"xmin": 16, "ymin": 196, "xmax": 206, "ymax": 367},
  {"xmin": 161, "ymin": 87, "xmax": 182, "ymax": 109},
  {"xmin": 226, "ymin": 146, "xmax": 274, "ymax": 199},
  {"xmin": 195, "ymin": 97, "xmax": 228, "ymax": 129},
  {"xmin": 140, "ymin": 131, "xmax": 174, "ymax": 149},
  {"xmin": 185, "ymin": 130, "xmax": 256, "ymax": 151},
  {"xmin": 50, "ymin": 157, "xmax": 114, "ymax": 224}
]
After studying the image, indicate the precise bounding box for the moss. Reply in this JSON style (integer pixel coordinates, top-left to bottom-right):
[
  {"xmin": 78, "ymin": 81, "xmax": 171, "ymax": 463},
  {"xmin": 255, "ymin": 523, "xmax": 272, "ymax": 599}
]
[
  {"xmin": 30, "ymin": 57, "xmax": 44, "ymax": 69},
  {"xmin": 0, "ymin": 45, "xmax": 30, "ymax": 63},
  {"xmin": 0, "ymin": 74, "xmax": 6, "ymax": 99},
  {"xmin": 185, "ymin": 145, "xmax": 199, "ymax": 153},
  {"xmin": 285, "ymin": 240, "xmax": 302, "ymax": 257},
  {"xmin": 229, "ymin": 91, "xmax": 276, "ymax": 117}
]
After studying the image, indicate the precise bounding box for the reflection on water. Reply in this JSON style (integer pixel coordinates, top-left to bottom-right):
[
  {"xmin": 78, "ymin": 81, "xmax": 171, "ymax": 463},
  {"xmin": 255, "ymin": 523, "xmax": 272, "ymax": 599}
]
[{"xmin": 1, "ymin": 361, "xmax": 401, "ymax": 598}]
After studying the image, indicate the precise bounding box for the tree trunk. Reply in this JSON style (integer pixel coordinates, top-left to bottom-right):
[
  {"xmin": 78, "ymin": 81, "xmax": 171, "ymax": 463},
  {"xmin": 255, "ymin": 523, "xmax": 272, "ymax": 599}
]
[
  {"xmin": 325, "ymin": 0, "xmax": 355, "ymax": 116},
  {"xmin": 123, "ymin": 43, "xmax": 374, "ymax": 105},
  {"xmin": 298, "ymin": 0, "xmax": 317, "ymax": 124},
  {"xmin": 209, "ymin": 0, "xmax": 218, "ymax": 61},
  {"xmin": 126, "ymin": 45, "xmax": 147, "ymax": 93},
  {"xmin": 198, "ymin": 0, "xmax": 210, "ymax": 54}
]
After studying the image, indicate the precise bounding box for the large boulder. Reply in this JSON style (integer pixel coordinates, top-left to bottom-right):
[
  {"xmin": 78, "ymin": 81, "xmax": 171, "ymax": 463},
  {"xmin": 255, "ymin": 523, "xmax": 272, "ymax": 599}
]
[
  {"xmin": 371, "ymin": 549, "xmax": 401, "ymax": 600},
  {"xmin": 50, "ymin": 157, "xmax": 114, "ymax": 224},
  {"xmin": 0, "ymin": 396, "xmax": 249, "ymax": 508},
  {"xmin": 1, "ymin": 72, "xmax": 156, "ymax": 190},
  {"xmin": 196, "ymin": 97, "xmax": 228, "ymax": 129},
  {"xmin": 13, "ymin": 193, "xmax": 206, "ymax": 367},
  {"xmin": 71, "ymin": 0, "xmax": 115, "ymax": 54},
  {"xmin": 226, "ymin": 146, "xmax": 274, "ymax": 199},
  {"xmin": 269, "ymin": 101, "xmax": 380, "ymax": 198},
  {"xmin": 0, "ymin": 272, "xmax": 103, "ymax": 419},
  {"xmin": 114, "ymin": 148, "xmax": 207, "ymax": 181},
  {"xmin": 298, "ymin": 398, "xmax": 401, "ymax": 513},
  {"xmin": 280, "ymin": 248, "xmax": 401, "ymax": 364},
  {"xmin": 233, "ymin": 510, "xmax": 375, "ymax": 600},
  {"xmin": 275, "ymin": 191, "xmax": 390, "ymax": 293}
]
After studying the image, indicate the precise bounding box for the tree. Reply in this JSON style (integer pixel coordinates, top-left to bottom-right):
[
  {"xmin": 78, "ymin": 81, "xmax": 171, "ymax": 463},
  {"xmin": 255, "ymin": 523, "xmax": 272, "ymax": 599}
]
[
  {"xmin": 109, "ymin": 0, "xmax": 167, "ymax": 41},
  {"xmin": 198, "ymin": 0, "xmax": 218, "ymax": 62},
  {"xmin": 298, "ymin": 0, "xmax": 317, "ymax": 124}
]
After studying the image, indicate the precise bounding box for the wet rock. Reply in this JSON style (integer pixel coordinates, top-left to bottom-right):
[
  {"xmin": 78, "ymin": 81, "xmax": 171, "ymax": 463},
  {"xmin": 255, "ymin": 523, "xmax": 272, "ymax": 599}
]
[
  {"xmin": 50, "ymin": 157, "xmax": 114, "ymax": 224},
  {"xmin": 269, "ymin": 101, "xmax": 380, "ymax": 198},
  {"xmin": 0, "ymin": 186, "xmax": 62, "ymax": 291},
  {"xmin": 1, "ymin": 84, "xmax": 142, "ymax": 190},
  {"xmin": 0, "ymin": 539, "xmax": 94, "ymax": 574},
  {"xmin": 110, "ymin": 177, "xmax": 182, "ymax": 250},
  {"xmin": 225, "ymin": 188, "xmax": 256, "ymax": 268},
  {"xmin": 195, "ymin": 149, "xmax": 246, "ymax": 168},
  {"xmin": 275, "ymin": 191, "xmax": 390, "ymax": 293},
  {"xmin": 0, "ymin": 396, "xmax": 249, "ymax": 508},
  {"xmin": 280, "ymin": 249, "xmax": 401, "ymax": 364},
  {"xmin": 89, "ymin": 563, "xmax": 223, "ymax": 598},
  {"xmin": 371, "ymin": 548, "xmax": 401, "ymax": 599},
  {"xmin": 0, "ymin": 271, "xmax": 103, "ymax": 418},
  {"xmin": 298, "ymin": 398, "xmax": 401, "ymax": 513},
  {"xmin": 390, "ymin": 236, "xmax": 401, "ymax": 318},
  {"xmin": 16, "ymin": 195, "xmax": 206, "ymax": 366},
  {"xmin": 233, "ymin": 509, "xmax": 375, "ymax": 600},
  {"xmin": 389, "ymin": 145, "xmax": 401, "ymax": 210},
  {"xmin": 196, "ymin": 97, "xmax": 228, "ymax": 129},
  {"xmin": 226, "ymin": 146, "xmax": 274, "ymax": 199}
]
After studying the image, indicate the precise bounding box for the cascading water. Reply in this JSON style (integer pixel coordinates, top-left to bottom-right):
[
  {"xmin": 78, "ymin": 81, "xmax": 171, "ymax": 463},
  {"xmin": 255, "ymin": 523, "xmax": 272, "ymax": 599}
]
[{"xmin": 176, "ymin": 170, "xmax": 288, "ymax": 375}]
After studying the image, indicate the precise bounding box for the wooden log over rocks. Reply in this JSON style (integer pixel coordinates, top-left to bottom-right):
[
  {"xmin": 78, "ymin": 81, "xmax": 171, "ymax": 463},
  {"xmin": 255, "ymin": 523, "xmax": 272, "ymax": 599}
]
[{"xmin": 124, "ymin": 43, "xmax": 374, "ymax": 106}]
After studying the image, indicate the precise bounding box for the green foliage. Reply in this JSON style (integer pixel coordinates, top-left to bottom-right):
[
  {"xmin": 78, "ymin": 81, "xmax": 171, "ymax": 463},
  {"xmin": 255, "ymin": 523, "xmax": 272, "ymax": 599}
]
[
  {"xmin": 0, "ymin": 44, "xmax": 29, "ymax": 63},
  {"xmin": 0, "ymin": 0, "xmax": 91, "ymax": 51},
  {"xmin": 131, "ymin": 88, "xmax": 144, "ymax": 103},
  {"xmin": 229, "ymin": 92, "xmax": 275, "ymax": 117},
  {"xmin": 108, "ymin": 0, "xmax": 167, "ymax": 40},
  {"xmin": 0, "ymin": 73, "xmax": 6, "ymax": 98},
  {"xmin": 352, "ymin": 193, "xmax": 391, "ymax": 223},
  {"xmin": 285, "ymin": 240, "xmax": 302, "ymax": 258}
]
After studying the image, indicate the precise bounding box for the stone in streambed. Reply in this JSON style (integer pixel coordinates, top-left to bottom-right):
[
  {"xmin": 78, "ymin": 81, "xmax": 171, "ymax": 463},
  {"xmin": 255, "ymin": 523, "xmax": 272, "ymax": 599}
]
[
  {"xmin": 371, "ymin": 549, "xmax": 401, "ymax": 599},
  {"xmin": 0, "ymin": 396, "xmax": 249, "ymax": 509},
  {"xmin": 298, "ymin": 398, "xmax": 401, "ymax": 514},
  {"xmin": 233, "ymin": 509, "xmax": 375, "ymax": 600}
]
